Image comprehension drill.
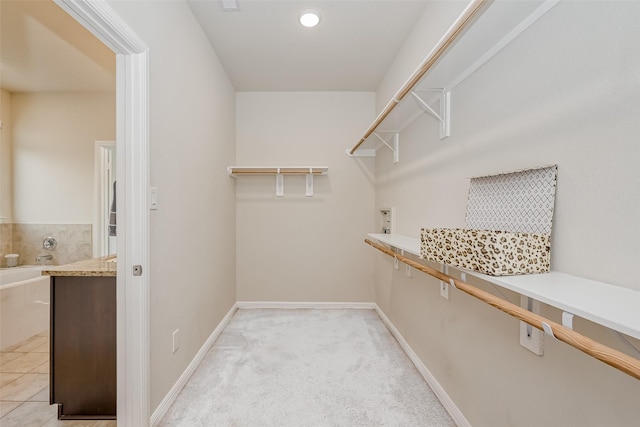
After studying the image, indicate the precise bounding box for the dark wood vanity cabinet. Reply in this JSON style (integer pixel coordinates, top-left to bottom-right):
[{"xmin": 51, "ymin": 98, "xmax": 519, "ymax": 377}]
[{"xmin": 50, "ymin": 275, "xmax": 116, "ymax": 419}]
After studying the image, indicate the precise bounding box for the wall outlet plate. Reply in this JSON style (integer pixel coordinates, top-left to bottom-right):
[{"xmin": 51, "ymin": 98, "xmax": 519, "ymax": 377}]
[
  {"xmin": 440, "ymin": 264, "xmax": 450, "ymax": 300},
  {"xmin": 520, "ymin": 296, "xmax": 544, "ymax": 355},
  {"xmin": 380, "ymin": 207, "xmax": 396, "ymax": 234},
  {"xmin": 440, "ymin": 281, "xmax": 449, "ymax": 300}
]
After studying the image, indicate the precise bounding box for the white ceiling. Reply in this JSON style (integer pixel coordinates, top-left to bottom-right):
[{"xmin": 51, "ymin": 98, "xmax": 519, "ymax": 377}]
[
  {"xmin": 0, "ymin": 0, "xmax": 428, "ymax": 93},
  {"xmin": 187, "ymin": 0, "xmax": 429, "ymax": 91},
  {"xmin": 0, "ymin": 0, "xmax": 115, "ymax": 93}
]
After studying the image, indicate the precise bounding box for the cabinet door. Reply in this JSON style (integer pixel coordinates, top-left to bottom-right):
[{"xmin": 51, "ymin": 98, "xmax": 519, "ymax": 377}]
[{"xmin": 51, "ymin": 276, "xmax": 116, "ymax": 419}]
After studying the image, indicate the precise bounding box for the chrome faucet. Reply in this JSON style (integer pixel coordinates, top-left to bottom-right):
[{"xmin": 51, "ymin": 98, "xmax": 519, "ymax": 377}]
[{"xmin": 35, "ymin": 254, "xmax": 53, "ymax": 263}]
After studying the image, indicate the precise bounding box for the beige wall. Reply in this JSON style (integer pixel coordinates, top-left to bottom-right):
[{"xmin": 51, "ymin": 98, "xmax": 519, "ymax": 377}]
[
  {"xmin": 10, "ymin": 92, "xmax": 115, "ymax": 224},
  {"xmin": 107, "ymin": 0, "xmax": 237, "ymax": 413},
  {"xmin": 235, "ymin": 92, "xmax": 376, "ymax": 302},
  {"xmin": 374, "ymin": 1, "xmax": 640, "ymax": 426}
]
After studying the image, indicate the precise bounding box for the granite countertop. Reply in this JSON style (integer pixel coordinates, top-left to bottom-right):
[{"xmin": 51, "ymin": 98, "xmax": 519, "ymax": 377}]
[{"xmin": 41, "ymin": 255, "xmax": 116, "ymax": 277}]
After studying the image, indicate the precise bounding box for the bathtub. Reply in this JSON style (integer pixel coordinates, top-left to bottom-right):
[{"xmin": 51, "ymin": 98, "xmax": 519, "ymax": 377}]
[{"xmin": 0, "ymin": 266, "xmax": 50, "ymax": 350}]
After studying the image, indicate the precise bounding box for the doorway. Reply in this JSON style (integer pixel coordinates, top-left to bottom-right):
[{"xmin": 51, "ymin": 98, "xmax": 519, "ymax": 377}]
[{"xmin": 54, "ymin": 1, "xmax": 151, "ymax": 425}]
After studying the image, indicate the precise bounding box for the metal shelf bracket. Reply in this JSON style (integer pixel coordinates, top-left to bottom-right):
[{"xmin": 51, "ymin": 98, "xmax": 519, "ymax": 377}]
[
  {"xmin": 276, "ymin": 168, "xmax": 316, "ymax": 197},
  {"xmin": 275, "ymin": 169, "xmax": 284, "ymax": 197},
  {"xmin": 410, "ymin": 89, "xmax": 451, "ymax": 139},
  {"xmin": 305, "ymin": 168, "xmax": 314, "ymax": 197},
  {"xmin": 372, "ymin": 131, "xmax": 400, "ymax": 164}
]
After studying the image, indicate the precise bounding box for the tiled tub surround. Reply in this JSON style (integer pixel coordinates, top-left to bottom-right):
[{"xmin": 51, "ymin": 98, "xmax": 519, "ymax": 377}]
[
  {"xmin": 0, "ymin": 223, "xmax": 11, "ymax": 263},
  {"xmin": 0, "ymin": 224, "xmax": 92, "ymax": 267}
]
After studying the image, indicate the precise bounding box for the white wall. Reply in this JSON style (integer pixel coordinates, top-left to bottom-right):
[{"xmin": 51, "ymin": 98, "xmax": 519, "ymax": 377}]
[
  {"xmin": 10, "ymin": 92, "xmax": 115, "ymax": 223},
  {"xmin": 0, "ymin": 89, "xmax": 12, "ymax": 222},
  {"xmin": 107, "ymin": 0, "xmax": 237, "ymax": 413},
  {"xmin": 374, "ymin": 1, "xmax": 640, "ymax": 426},
  {"xmin": 235, "ymin": 92, "xmax": 375, "ymax": 302}
]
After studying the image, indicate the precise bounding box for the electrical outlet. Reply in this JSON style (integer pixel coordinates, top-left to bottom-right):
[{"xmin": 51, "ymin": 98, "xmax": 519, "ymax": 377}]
[
  {"xmin": 380, "ymin": 207, "xmax": 396, "ymax": 234},
  {"xmin": 172, "ymin": 329, "xmax": 180, "ymax": 353},
  {"xmin": 440, "ymin": 264, "xmax": 449, "ymax": 300},
  {"xmin": 520, "ymin": 296, "xmax": 543, "ymax": 355},
  {"xmin": 440, "ymin": 281, "xmax": 449, "ymax": 299}
]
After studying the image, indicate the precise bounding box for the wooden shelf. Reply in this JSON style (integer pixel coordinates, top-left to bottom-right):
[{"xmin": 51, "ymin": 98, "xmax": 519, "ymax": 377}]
[
  {"xmin": 367, "ymin": 233, "xmax": 640, "ymax": 340},
  {"xmin": 227, "ymin": 166, "xmax": 328, "ymax": 197},
  {"xmin": 227, "ymin": 166, "xmax": 328, "ymax": 176}
]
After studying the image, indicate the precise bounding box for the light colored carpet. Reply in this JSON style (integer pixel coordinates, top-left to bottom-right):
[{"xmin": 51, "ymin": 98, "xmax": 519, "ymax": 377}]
[{"xmin": 159, "ymin": 308, "xmax": 455, "ymax": 426}]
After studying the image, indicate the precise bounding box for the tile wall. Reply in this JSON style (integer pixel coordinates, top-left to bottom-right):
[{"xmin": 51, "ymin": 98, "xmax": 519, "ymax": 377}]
[
  {"xmin": 0, "ymin": 224, "xmax": 92, "ymax": 267},
  {"xmin": 0, "ymin": 224, "xmax": 10, "ymax": 264}
]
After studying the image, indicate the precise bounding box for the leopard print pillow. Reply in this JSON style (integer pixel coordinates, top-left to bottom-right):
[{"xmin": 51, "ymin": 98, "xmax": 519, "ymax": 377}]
[{"xmin": 420, "ymin": 228, "xmax": 550, "ymax": 276}]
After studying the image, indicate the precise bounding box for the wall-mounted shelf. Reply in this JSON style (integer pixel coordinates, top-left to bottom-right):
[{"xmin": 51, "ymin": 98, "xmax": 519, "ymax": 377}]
[
  {"xmin": 227, "ymin": 166, "xmax": 328, "ymax": 197},
  {"xmin": 367, "ymin": 233, "xmax": 640, "ymax": 341},
  {"xmin": 349, "ymin": 0, "xmax": 560, "ymax": 162}
]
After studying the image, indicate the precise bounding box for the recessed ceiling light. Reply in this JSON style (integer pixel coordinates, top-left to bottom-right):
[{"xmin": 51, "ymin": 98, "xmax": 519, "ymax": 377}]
[
  {"xmin": 221, "ymin": 0, "xmax": 239, "ymax": 11},
  {"xmin": 299, "ymin": 10, "xmax": 320, "ymax": 28}
]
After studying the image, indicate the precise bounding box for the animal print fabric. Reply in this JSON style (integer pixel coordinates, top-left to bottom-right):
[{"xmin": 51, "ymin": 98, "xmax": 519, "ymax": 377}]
[{"xmin": 420, "ymin": 228, "xmax": 551, "ymax": 276}]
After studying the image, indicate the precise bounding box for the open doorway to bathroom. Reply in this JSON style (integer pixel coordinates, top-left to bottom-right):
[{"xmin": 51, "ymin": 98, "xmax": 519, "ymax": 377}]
[
  {"xmin": 2, "ymin": 0, "xmax": 150, "ymax": 423},
  {"xmin": 0, "ymin": 0, "xmax": 119, "ymax": 424}
]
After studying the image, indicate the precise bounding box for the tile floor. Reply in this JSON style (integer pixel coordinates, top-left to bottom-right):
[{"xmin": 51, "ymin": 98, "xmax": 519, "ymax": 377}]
[{"xmin": 0, "ymin": 331, "xmax": 116, "ymax": 427}]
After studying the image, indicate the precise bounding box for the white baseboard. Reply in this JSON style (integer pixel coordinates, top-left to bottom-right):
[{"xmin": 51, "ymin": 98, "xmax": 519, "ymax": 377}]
[
  {"xmin": 236, "ymin": 301, "xmax": 376, "ymax": 310},
  {"xmin": 373, "ymin": 305, "xmax": 471, "ymax": 427},
  {"xmin": 150, "ymin": 303, "xmax": 239, "ymax": 426}
]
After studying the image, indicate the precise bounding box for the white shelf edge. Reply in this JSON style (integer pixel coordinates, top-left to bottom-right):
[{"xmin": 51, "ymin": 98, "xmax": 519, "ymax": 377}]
[
  {"xmin": 346, "ymin": 148, "xmax": 377, "ymax": 158},
  {"xmin": 367, "ymin": 233, "xmax": 640, "ymax": 340},
  {"xmin": 368, "ymin": 233, "xmax": 420, "ymax": 255}
]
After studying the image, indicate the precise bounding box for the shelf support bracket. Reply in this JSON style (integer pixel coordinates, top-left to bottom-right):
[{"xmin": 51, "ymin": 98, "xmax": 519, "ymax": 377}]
[
  {"xmin": 306, "ymin": 168, "xmax": 314, "ymax": 197},
  {"xmin": 410, "ymin": 89, "xmax": 451, "ymax": 139},
  {"xmin": 542, "ymin": 322, "xmax": 558, "ymax": 340},
  {"xmin": 562, "ymin": 311, "xmax": 575, "ymax": 330},
  {"xmin": 372, "ymin": 131, "xmax": 399, "ymax": 164},
  {"xmin": 275, "ymin": 169, "xmax": 284, "ymax": 197}
]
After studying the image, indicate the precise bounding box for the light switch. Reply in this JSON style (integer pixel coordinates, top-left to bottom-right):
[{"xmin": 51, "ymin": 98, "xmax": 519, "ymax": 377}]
[{"xmin": 150, "ymin": 187, "xmax": 158, "ymax": 210}]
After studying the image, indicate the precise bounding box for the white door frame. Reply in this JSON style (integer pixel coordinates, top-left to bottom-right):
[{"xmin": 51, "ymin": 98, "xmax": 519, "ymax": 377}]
[{"xmin": 55, "ymin": 1, "xmax": 150, "ymax": 425}]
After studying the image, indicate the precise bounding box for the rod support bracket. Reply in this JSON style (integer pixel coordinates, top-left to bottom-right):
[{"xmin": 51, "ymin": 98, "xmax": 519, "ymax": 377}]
[
  {"xmin": 542, "ymin": 322, "xmax": 558, "ymax": 340},
  {"xmin": 275, "ymin": 170, "xmax": 284, "ymax": 197},
  {"xmin": 372, "ymin": 131, "xmax": 399, "ymax": 163},
  {"xmin": 562, "ymin": 311, "xmax": 575, "ymax": 330},
  {"xmin": 305, "ymin": 169, "xmax": 314, "ymax": 197},
  {"xmin": 410, "ymin": 89, "xmax": 451, "ymax": 139}
]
